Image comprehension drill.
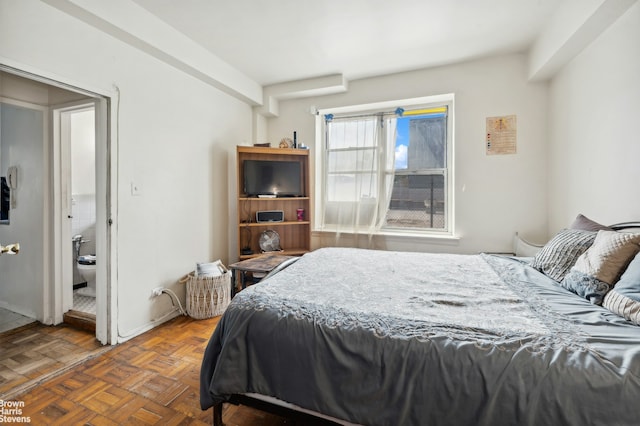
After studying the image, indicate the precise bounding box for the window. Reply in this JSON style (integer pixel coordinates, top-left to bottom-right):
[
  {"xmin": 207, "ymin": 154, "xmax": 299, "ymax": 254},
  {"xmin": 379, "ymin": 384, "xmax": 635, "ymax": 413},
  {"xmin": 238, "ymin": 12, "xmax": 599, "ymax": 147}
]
[
  {"xmin": 317, "ymin": 98, "xmax": 452, "ymax": 235},
  {"xmin": 385, "ymin": 108, "xmax": 448, "ymax": 230}
]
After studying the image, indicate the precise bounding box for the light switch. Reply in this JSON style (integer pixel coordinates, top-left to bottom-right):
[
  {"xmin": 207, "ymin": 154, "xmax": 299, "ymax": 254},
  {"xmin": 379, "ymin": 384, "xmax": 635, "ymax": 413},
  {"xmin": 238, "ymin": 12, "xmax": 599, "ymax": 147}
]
[{"xmin": 131, "ymin": 182, "xmax": 142, "ymax": 196}]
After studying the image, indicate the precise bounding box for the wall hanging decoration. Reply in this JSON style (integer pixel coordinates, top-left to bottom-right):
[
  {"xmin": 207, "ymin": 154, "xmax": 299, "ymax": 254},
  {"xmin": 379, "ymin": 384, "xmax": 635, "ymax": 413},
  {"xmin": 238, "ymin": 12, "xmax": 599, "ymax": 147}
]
[{"xmin": 486, "ymin": 115, "xmax": 517, "ymax": 155}]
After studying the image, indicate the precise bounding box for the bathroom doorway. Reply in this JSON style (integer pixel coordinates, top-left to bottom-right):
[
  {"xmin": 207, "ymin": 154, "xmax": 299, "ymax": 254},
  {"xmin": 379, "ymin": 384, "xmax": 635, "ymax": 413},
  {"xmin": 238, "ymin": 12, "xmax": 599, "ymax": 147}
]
[
  {"xmin": 59, "ymin": 105, "xmax": 97, "ymax": 319},
  {"xmin": 0, "ymin": 64, "xmax": 117, "ymax": 345}
]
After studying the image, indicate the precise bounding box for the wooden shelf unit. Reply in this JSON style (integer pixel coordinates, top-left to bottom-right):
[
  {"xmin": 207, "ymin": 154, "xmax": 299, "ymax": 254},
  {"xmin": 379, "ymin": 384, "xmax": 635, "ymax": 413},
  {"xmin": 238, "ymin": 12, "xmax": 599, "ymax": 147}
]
[{"xmin": 236, "ymin": 146, "xmax": 311, "ymax": 260}]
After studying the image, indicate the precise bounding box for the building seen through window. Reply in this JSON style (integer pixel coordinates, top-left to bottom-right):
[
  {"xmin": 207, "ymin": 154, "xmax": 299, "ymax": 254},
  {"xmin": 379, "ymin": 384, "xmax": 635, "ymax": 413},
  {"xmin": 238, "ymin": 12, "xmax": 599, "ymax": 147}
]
[{"xmin": 386, "ymin": 109, "xmax": 447, "ymax": 230}]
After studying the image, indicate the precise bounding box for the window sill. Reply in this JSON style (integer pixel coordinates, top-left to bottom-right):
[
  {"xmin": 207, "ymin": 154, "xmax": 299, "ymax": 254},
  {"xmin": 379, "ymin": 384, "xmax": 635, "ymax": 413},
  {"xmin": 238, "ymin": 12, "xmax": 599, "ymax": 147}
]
[{"xmin": 312, "ymin": 228, "xmax": 460, "ymax": 246}]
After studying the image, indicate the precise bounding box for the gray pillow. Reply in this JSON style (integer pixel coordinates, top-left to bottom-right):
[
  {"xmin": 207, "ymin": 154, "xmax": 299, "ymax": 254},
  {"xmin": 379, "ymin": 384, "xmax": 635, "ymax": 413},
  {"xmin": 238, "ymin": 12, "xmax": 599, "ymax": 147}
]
[
  {"xmin": 613, "ymin": 251, "xmax": 640, "ymax": 298},
  {"xmin": 569, "ymin": 214, "xmax": 613, "ymax": 232},
  {"xmin": 603, "ymin": 252, "xmax": 640, "ymax": 324},
  {"xmin": 530, "ymin": 229, "xmax": 597, "ymax": 282}
]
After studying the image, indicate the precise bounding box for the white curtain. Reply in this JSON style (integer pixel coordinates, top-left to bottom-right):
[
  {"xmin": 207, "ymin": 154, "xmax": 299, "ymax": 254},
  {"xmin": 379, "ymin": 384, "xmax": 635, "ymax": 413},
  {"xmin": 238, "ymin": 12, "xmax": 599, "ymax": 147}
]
[{"xmin": 320, "ymin": 114, "xmax": 397, "ymax": 245}]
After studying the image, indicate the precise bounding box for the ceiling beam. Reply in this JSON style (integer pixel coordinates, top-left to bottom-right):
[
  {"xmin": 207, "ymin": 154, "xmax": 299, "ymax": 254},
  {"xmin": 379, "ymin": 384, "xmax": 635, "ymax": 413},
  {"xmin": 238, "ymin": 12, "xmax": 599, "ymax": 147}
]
[
  {"xmin": 528, "ymin": 0, "xmax": 637, "ymax": 81},
  {"xmin": 256, "ymin": 74, "xmax": 348, "ymax": 117},
  {"xmin": 41, "ymin": 0, "xmax": 263, "ymax": 105}
]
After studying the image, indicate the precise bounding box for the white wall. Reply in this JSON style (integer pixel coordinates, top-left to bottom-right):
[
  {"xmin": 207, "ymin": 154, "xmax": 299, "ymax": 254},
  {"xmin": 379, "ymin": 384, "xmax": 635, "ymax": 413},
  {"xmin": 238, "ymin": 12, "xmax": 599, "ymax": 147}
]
[
  {"xmin": 547, "ymin": 2, "xmax": 640, "ymax": 233},
  {"xmin": 268, "ymin": 54, "xmax": 549, "ymax": 254},
  {"xmin": 0, "ymin": 0, "xmax": 251, "ymax": 340},
  {"xmin": 71, "ymin": 109, "xmax": 95, "ymax": 196}
]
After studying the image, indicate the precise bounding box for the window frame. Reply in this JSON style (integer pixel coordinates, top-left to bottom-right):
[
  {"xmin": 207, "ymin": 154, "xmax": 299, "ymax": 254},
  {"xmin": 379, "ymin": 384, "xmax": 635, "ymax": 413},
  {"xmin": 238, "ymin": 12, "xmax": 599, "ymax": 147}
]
[
  {"xmin": 314, "ymin": 95, "xmax": 455, "ymax": 237},
  {"xmin": 383, "ymin": 107, "xmax": 449, "ymax": 233}
]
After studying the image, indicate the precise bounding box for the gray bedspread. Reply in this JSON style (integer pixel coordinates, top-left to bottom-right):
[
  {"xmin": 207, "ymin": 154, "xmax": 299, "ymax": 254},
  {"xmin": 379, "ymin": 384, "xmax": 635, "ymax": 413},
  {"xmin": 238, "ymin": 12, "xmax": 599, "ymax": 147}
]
[{"xmin": 200, "ymin": 247, "xmax": 640, "ymax": 425}]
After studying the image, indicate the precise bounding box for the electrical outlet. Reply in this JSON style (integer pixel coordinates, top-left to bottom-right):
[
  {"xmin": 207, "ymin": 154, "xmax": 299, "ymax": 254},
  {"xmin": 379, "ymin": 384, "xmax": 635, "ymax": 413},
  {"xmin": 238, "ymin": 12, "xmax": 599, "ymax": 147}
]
[{"xmin": 151, "ymin": 287, "xmax": 163, "ymax": 297}]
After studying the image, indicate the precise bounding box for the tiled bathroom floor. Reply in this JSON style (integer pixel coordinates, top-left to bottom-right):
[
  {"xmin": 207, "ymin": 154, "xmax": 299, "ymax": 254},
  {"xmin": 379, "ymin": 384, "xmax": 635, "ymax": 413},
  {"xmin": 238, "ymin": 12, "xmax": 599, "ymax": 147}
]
[
  {"xmin": 0, "ymin": 307, "xmax": 35, "ymax": 334},
  {"xmin": 73, "ymin": 289, "xmax": 96, "ymax": 315}
]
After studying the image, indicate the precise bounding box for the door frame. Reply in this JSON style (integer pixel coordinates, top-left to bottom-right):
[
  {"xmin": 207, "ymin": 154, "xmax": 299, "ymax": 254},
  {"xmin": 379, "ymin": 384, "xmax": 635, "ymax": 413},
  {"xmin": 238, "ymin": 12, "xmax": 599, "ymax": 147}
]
[{"xmin": 1, "ymin": 62, "xmax": 118, "ymax": 344}]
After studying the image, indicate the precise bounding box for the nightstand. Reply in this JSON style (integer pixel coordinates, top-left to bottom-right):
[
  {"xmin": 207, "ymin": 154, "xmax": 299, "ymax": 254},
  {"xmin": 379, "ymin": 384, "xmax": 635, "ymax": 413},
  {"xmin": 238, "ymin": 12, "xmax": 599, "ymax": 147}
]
[{"xmin": 229, "ymin": 253, "xmax": 296, "ymax": 296}]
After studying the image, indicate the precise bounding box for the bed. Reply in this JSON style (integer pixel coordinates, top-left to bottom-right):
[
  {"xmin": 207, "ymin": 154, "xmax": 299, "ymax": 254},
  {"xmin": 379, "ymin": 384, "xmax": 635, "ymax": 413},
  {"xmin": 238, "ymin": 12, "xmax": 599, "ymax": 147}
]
[{"xmin": 200, "ymin": 218, "xmax": 640, "ymax": 425}]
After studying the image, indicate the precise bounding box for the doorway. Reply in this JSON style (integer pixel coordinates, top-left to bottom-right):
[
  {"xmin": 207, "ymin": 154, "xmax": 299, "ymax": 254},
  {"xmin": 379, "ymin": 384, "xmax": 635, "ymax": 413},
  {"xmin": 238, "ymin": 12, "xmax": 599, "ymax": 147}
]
[
  {"xmin": 56, "ymin": 104, "xmax": 98, "ymax": 327},
  {"xmin": 0, "ymin": 66, "xmax": 116, "ymax": 344}
]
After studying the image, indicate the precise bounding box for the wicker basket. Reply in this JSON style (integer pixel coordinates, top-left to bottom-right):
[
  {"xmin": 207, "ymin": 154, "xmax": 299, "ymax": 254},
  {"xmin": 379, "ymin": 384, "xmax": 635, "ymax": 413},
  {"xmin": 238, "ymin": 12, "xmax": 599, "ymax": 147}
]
[{"xmin": 181, "ymin": 270, "xmax": 231, "ymax": 319}]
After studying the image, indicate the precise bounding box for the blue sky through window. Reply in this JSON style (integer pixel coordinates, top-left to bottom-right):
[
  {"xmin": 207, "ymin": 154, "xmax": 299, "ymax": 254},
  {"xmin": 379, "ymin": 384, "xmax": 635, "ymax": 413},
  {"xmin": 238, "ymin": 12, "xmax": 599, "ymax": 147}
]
[
  {"xmin": 395, "ymin": 117, "xmax": 409, "ymax": 169},
  {"xmin": 395, "ymin": 112, "xmax": 447, "ymax": 170}
]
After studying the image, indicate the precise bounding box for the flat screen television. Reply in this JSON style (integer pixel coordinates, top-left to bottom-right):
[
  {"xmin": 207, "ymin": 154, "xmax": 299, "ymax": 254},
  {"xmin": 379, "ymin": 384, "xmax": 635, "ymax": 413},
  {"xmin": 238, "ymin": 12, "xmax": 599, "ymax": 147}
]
[{"xmin": 243, "ymin": 160, "xmax": 302, "ymax": 197}]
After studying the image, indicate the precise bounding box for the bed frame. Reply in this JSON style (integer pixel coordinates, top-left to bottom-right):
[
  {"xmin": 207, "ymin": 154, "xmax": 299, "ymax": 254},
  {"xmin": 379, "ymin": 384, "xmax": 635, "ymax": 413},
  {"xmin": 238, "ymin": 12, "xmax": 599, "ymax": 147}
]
[
  {"xmin": 610, "ymin": 221, "xmax": 640, "ymax": 230},
  {"xmin": 212, "ymin": 394, "xmax": 342, "ymax": 426},
  {"xmin": 209, "ymin": 221, "xmax": 640, "ymax": 426}
]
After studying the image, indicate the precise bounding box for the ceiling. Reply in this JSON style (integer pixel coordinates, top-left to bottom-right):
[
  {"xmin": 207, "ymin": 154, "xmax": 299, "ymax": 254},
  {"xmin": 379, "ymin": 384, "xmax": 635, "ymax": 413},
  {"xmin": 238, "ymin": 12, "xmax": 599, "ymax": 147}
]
[{"xmin": 131, "ymin": 0, "xmax": 563, "ymax": 87}]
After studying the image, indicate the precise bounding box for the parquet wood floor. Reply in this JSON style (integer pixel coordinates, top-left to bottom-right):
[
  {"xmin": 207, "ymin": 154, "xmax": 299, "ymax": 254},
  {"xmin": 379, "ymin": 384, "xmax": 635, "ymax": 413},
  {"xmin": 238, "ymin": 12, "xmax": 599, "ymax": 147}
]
[
  {"xmin": 0, "ymin": 322, "xmax": 108, "ymax": 399},
  {"xmin": 2, "ymin": 315, "xmax": 291, "ymax": 425}
]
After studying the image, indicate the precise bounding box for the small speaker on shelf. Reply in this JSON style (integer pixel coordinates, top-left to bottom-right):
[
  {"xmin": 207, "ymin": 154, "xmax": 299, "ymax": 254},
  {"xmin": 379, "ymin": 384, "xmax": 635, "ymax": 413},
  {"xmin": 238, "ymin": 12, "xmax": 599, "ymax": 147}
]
[{"xmin": 256, "ymin": 210, "xmax": 284, "ymax": 223}]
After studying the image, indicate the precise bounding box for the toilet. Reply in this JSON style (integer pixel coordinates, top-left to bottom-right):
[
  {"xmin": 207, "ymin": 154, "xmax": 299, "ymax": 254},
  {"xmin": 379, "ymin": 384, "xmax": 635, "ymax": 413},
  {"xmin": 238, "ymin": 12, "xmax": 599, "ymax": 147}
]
[{"xmin": 76, "ymin": 255, "xmax": 96, "ymax": 297}]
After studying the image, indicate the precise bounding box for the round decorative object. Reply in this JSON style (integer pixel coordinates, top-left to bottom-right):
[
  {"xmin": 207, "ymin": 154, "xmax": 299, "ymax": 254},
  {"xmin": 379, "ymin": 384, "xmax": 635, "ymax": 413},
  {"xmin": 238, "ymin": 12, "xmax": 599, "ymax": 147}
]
[
  {"xmin": 279, "ymin": 138, "xmax": 293, "ymax": 148},
  {"xmin": 259, "ymin": 229, "xmax": 281, "ymax": 252}
]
